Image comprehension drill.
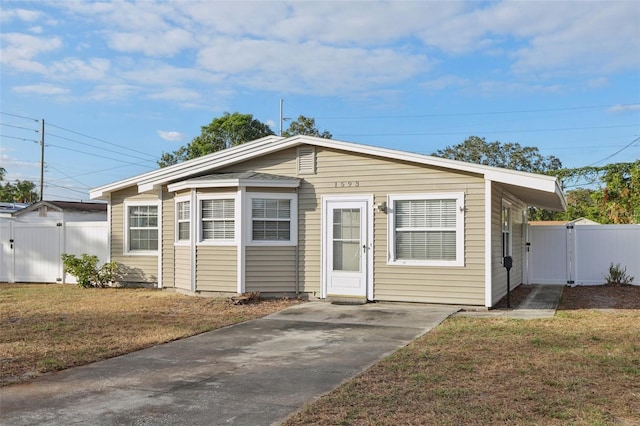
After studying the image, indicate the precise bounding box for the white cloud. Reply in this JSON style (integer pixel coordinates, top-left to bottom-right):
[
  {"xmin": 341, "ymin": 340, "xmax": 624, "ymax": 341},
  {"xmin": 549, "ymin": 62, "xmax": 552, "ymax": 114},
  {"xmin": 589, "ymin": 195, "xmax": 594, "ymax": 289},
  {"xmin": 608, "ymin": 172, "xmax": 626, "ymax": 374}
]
[
  {"xmin": 12, "ymin": 84, "xmax": 70, "ymax": 95},
  {"xmin": 157, "ymin": 130, "xmax": 185, "ymax": 142},
  {"xmin": 0, "ymin": 151, "xmax": 40, "ymax": 173},
  {"xmin": 586, "ymin": 77, "xmax": 610, "ymax": 89},
  {"xmin": 197, "ymin": 38, "xmax": 430, "ymax": 95},
  {"xmin": 0, "ymin": 33, "xmax": 63, "ymax": 73},
  {"xmin": 608, "ymin": 104, "xmax": 640, "ymax": 113},
  {"xmin": 51, "ymin": 58, "xmax": 111, "ymax": 81},
  {"xmin": 107, "ymin": 28, "xmax": 195, "ymax": 57},
  {"xmin": 88, "ymin": 84, "xmax": 141, "ymax": 101},
  {"xmin": 0, "ymin": 8, "xmax": 42, "ymax": 23},
  {"xmin": 4, "ymin": 1, "xmax": 638, "ymax": 106},
  {"xmin": 147, "ymin": 88, "xmax": 201, "ymax": 102},
  {"xmin": 421, "ymin": 76, "xmax": 470, "ymax": 92}
]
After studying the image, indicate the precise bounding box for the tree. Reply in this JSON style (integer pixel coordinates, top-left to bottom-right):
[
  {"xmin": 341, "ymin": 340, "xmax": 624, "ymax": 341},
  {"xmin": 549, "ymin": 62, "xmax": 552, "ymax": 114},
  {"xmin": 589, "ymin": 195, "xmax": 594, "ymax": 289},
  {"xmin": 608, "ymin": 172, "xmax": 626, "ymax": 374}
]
[
  {"xmin": 432, "ymin": 136, "xmax": 562, "ymax": 173},
  {"xmin": 158, "ymin": 112, "xmax": 275, "ymax": 167},
  {"xmin": 0, "ymin": 168, "xmax": 39, "ymax": 203},
  {"xmin": 555, "ymin": 161, "xmax": 640, "ymax": 224},
  {"xmin": 283, "ymin": 115, "xmax": 332, "ymax": 139}
]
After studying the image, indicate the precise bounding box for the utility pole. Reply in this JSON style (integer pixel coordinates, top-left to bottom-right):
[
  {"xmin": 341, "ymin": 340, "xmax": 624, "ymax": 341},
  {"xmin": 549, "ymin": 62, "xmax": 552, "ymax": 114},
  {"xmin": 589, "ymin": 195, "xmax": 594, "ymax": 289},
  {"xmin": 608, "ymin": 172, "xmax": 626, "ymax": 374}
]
[
  {"xmin": 40, "ymin": 119, "xmax": 44, "ymax": 201},
  {"xmin": 279, "ymin": 99, "xmax": 283, "ymax": 136},
  {"xmin": 279, "ymin": 99, "xmax": 289, "ymax": 137}
]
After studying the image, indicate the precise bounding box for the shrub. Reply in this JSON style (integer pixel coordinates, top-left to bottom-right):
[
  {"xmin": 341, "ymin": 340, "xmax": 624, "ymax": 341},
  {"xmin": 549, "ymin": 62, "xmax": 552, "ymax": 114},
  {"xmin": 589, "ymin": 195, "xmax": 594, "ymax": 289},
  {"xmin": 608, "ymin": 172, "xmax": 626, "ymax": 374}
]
[
  {"xmin": 605, "ymin": 263, "xmax": 635, "ymax": 285},
  {"xmin": 61, "ymin": 253, "xmax": 119, "ymax": 288}
]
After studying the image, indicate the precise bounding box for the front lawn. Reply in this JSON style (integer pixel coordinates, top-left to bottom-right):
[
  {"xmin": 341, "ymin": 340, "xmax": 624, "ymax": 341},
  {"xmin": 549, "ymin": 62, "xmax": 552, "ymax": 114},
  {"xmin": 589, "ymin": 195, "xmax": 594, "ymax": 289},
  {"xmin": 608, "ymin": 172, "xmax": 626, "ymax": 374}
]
[
  {"xmin": 0, "ymin": 284, "xmax": 299, "ymax": 386},
  {"xmin": 285, "ymin": 285, "xmax": 640, "ymax": 425}
]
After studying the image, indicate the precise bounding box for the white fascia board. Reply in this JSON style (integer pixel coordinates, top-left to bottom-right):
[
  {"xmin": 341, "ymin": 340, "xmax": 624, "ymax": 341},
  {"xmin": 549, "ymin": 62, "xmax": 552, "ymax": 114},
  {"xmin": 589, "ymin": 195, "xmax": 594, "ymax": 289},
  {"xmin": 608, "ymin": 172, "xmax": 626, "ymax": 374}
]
[
  {"xmin": 90, "ymin": 136, "xmax": 284, "ymax": 198},
  {"xmin": 138, "ymin": 138, "xmax": 283, "ymax": 193},
  {"xmin": 167, "ymin": 178, "xmax": 300, "ymax": 192}
]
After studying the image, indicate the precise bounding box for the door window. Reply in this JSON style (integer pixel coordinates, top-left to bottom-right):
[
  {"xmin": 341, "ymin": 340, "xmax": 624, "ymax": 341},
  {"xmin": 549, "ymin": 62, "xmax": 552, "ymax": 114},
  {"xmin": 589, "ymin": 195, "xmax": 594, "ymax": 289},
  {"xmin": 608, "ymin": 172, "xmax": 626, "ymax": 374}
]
[{"xmin": 332, "ymin": 208, "xmax": 361, "ymax": 271}]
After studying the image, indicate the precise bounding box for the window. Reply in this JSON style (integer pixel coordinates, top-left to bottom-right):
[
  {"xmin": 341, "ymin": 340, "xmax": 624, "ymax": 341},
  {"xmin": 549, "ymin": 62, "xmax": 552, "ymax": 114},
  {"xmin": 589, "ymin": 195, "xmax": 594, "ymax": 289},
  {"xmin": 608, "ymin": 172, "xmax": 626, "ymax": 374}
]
[
  {"xmin": 201, "ymin": 198, "xmax": 235, "ymax": 241},
  {"xmin": 127, "ymin": 204, "xmax": 158, "ymax": 252},
  {"xmin": 388, "ymin": 193, "xmax": 464, "ymax": 266},
  {"xmin": 176, "ymin": 200, "xmax": 190, "ymax": 242},
  {"xmin": 247, "ymin": 193, "xmax": 297, "ymax": 245},
  {"xmin": 252, "ymin": 198, "xmax": 291, "ymax": 241},
  {"xmin": 502, "ymin": 203, "xmax": 512, "ymax": 259}
]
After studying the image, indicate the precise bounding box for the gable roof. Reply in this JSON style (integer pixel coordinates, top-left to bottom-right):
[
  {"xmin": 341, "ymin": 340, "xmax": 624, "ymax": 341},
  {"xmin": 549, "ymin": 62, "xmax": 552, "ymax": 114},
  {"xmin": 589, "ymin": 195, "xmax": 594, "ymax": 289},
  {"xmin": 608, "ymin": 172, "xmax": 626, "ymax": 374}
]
[
  {"xmin": 13, "ymin": 200, "xmax": 107, "ymax": 216},
  {"xmin": 90, "ymin": 135, "xmax": 566, "ymax": 211}
]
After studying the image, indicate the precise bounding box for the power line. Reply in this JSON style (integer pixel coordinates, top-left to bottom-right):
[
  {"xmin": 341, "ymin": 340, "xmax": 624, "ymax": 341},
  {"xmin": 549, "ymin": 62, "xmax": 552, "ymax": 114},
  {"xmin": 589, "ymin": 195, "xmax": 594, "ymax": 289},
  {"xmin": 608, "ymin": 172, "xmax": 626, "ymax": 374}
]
[
  {"xmin": 47, "ymin": 143, "xmax": 157, "ymax": 168},
  {"xmin": 0, "ymin": 111, "xmax": 40, "ymax": 122},
  {"xmin": 46, "ymin": 131, "xmax": 157, "ymax": 164},
  {"xmin": 587, "ymin": 136, "xmax": 640, "ymax": 167},
  {"xmin": 0, "ymin": 122, "xmax": 40, "ymax": 132},
  {"xmin": 0, "ymin": 134, "xmax": 40, "ymax": 143},
  {"xmin": 45, "ymin": 182, "xmax": 90, "ymax": 194},
  {"xmin": 47, "ymin": 122, "xmax": 158, "ymax": 160},
  {"xmin": 334, "ymin": 123, "xmax": 638, "ymax": 138},
  {"xmin": 46, "ymin": 164, "xmax": 91, "ymax": 188},
  {"xmin": 316, "ymin": 103, "xmax": 640, "ymax": 120}
]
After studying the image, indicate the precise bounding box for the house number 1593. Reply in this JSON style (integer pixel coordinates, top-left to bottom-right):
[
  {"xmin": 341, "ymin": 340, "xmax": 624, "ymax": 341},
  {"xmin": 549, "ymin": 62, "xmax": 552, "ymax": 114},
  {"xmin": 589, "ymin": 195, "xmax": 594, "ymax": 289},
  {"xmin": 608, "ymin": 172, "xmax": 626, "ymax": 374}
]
[{"xmin": 334, "ymin": 181, "xmax": 360, "ymax": 188}]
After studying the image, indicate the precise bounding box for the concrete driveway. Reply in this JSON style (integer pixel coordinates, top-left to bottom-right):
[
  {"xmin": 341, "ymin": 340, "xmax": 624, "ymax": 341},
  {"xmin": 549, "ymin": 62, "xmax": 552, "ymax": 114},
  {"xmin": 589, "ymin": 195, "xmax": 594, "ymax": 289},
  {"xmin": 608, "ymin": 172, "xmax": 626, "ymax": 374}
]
[{"xmin": 0, "ymin": 302, "xmax": 458, "ymax": 426}]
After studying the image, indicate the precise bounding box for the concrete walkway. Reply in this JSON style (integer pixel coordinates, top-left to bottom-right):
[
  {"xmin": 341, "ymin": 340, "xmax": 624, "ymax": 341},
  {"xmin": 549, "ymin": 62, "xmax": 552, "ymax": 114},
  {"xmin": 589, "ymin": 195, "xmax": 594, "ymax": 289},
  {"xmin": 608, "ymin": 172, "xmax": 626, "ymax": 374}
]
[
  {"xmin": 457, "ymin": 284, "xmax": 564, "ymax": 319},
  {"xmin": 0, "ymin": 302, "xmax": 458, "ymax": 426}
]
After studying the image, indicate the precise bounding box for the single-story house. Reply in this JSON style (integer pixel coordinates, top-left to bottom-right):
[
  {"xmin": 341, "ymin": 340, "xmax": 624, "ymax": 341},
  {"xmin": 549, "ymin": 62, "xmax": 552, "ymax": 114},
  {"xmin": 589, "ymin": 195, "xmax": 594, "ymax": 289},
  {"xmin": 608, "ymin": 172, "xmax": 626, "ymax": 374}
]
[{"xmin": 90, "ymin": 135, "xmax": 566, "ymax": 307}]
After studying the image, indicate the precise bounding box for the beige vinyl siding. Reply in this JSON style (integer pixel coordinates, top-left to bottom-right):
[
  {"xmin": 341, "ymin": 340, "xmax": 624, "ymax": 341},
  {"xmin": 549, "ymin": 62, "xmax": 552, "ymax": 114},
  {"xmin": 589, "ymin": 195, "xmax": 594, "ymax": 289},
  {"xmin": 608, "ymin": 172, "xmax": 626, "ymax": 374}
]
[
  {"xmin": 195, "ymin": 245, "xmax": 236, "ymax": 292},
  {"xmin": 110, "ymin": 187, "xmax": 159, "ymax": 283},
  {"xmin": 245, "ymin": 246, "xmax": 296, "ymax": 293},
  {"xmin": 222, "ymin": 146, "xmax": 487, "ymax": 305},
  {"xmin": 490, "ymin": 183, "xmax": 527, "ymax": 306},
  {"xmin": 162, "ymin": 188, "xmax": 175, "ymax": 288},
  {"xmin": 174, "ymin": 245, "xmax": 191, "ymax": 290}
]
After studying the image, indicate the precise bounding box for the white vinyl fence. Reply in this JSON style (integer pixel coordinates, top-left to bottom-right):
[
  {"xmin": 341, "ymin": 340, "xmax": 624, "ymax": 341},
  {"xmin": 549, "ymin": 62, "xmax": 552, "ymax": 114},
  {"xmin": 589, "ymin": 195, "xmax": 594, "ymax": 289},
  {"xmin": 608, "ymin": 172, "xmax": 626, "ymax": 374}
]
[
  {"xmin": 528, "ymin": 224, "xmax": 640, "ymax": 285},
  {"xmin": 0, "ymin": 220, "xmax": 108, "ymax": 284}
]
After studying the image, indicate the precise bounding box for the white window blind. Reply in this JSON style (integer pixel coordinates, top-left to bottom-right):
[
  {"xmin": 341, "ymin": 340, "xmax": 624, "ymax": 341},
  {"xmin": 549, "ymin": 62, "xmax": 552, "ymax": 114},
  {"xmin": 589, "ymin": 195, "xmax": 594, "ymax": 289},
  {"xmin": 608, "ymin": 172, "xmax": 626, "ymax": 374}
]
[
  {"xmin": 201, "ymin": 199, "xmax": 235, "ymax": 240},
  {"xmin": 395, "ymin": 199, "xmax": 457, "ymax": 261},
  {"xmin": 252, "ymin": 198, "xmax": 291, "ymax": 241},
  {"xmin": 177, "ymin": 201, "xmax": 190, "ymax": 241}
]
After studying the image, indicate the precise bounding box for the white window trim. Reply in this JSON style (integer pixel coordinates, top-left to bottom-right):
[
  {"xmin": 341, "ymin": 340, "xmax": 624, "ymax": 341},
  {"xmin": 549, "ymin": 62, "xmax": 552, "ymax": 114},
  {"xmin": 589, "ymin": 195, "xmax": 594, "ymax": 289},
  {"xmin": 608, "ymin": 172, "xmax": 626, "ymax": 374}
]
[
  {"xmin": 124, "ymin": 200, "xmax": 160, "ymax": 255},
  {"xmin": 197, "ymin": 193, "xmax": 239, "ymax": 246},
  {"xmin": 246, "ymin": 192, "xmax": 298, "ymax": 246},
  {"xmin": 174, "ymin": 195, "xmax": 191, "ymax": 246},
  {"xmin": 387, "ymin": 192, "xmax": 465, "ymax": 267}
]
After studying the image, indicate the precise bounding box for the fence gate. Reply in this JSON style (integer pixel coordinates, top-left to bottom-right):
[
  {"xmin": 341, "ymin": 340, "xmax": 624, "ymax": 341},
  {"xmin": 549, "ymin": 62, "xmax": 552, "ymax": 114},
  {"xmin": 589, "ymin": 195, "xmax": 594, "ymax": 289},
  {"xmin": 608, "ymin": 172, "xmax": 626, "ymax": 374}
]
[
  {"xmin": 0, "ymin": 222, "xmax": 10, "ymax": 282},
  {"xmin": 528, "ymin": 224, "xmax": 640, "ymax": 285},
  {"xmin": 0, "ymin": 220, "xmax": 108, "ymax": 284}
]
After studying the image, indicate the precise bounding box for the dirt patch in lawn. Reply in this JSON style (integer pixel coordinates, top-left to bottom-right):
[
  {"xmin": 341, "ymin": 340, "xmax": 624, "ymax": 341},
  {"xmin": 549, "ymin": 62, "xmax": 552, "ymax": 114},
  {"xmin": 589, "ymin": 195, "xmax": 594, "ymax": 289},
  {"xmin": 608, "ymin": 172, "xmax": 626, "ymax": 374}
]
[
  {"xmin": 560, "ymin": 283, "xmax": 640, "ymax": 309},
  {"xmin": 0, "ymin": 284, "xmax": 300, "ymax": 386}
]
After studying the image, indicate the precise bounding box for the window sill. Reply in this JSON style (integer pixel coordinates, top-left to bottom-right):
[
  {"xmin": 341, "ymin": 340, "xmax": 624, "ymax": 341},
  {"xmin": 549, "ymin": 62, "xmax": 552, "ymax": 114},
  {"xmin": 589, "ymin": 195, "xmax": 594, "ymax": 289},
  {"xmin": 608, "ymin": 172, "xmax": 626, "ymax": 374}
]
[{"xmin": 388, "ymin": 259, "xmax": 464, "ymax": 267}]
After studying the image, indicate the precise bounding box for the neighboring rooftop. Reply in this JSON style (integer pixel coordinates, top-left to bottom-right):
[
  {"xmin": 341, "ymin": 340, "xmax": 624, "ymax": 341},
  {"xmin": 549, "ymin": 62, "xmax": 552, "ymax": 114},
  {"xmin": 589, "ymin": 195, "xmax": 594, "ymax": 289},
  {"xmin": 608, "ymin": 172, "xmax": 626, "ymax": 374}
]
[{"xmin": 12, "ymin": 200, "xmax": 107, "ymax": 217}]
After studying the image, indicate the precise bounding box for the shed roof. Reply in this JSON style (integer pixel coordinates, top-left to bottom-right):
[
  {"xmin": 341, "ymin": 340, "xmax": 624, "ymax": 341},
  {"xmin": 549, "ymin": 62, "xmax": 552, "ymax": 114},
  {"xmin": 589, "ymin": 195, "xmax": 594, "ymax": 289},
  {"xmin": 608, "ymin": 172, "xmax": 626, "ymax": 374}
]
[
  {"xmin": 13, "ymin": 200, "xmax": 107, "ymax": 216},
  {"xmin": 90, "ymin": 135, "xmax": 566, "ymax": 211}
]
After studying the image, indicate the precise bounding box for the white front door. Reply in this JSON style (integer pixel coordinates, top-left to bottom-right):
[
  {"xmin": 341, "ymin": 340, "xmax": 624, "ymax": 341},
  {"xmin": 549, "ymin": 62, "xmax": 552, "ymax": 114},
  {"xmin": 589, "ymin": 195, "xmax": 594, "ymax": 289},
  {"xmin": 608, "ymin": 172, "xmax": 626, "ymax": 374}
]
[{"xmin": 323, "ymin": 197, "xmax": 372, "ymax": 299}]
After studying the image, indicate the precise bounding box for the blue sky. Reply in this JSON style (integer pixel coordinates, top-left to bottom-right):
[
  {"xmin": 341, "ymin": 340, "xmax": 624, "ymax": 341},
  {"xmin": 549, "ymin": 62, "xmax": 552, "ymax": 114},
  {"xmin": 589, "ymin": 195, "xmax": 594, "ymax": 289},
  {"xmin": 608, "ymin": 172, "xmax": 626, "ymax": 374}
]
[{"xmin": 1, "ymin": 0, "xmax": 639, "ymax": 201}]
